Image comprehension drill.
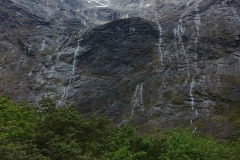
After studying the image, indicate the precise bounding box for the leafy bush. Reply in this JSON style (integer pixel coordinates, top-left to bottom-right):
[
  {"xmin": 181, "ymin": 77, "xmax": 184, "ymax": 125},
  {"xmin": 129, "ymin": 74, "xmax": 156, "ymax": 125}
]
[
  {"xmin": 0, "ymin": 96, "xmax": 238, "ymax": 159},
  {"xmin": 159, "ymin": 129, "xmax": 234, "ymax": 160},
  {"xmin": 0, "ymin": 97, "xmax": 45, "ymax": 159}
]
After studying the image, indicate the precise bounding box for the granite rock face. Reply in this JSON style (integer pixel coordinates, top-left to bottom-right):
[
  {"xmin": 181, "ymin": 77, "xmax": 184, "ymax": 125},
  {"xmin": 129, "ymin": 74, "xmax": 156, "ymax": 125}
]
[{"xmin": 1, "ymin": 0, "xmax": 240, "ymax": 140}]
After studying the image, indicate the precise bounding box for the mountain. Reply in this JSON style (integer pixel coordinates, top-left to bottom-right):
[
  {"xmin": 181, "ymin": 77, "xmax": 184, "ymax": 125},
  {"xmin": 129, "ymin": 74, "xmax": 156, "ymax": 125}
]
[{"xmin": 1, "ymin": 0, "xmax": 240, "ymax": 140}]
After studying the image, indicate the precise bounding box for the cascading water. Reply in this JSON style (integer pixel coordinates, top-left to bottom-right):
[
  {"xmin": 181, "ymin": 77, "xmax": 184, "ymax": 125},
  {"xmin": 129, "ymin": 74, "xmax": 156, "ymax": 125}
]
[
  {"xmin": 156, "ymin": 22, "xmax": 163, "ymax": 68},
  {"xmin": 121, "ymin": 12, "xmax": 129, "ymax": 19},
  {"xmin": 190, "ymin": 77, "xmax": 196, "ymax": 111},
  {"xmin": 131, "ymin": 83, "xmax": 144, "ymax": 117},
  {"xmin": 57, "ymin": 38, "xmax": 83, "ymax": 106},
  {"xmin": 82, "ymin": 20, "xmax": 87, "ymax": 26},
  {"xmin": 51, "ymin": 33, "xmax": 73, "ymax": 71},
  {"xmin": 129, "ymin": 26, "xmax": 136, "ymax": 32},
  {"xmin": 149, "ymin": 0, "xmax": 164, "ymax": 70},
  {"xmin": 189, "ymin": 76, "xmax": 197, "ymax": 132},
  {"xmin": 146, "ymin": 0, "xmax": 154, "ymax": 7},
  {"xmin": 173, "ymin": 0, "xmax": 202, "ymax": 132},
  {"xmin": 41, "ymin": 39, "xmax": 45, "ymax": 52},
  {"xmin": 57, "ymin": 87, "xmax": 66, "ymax": 106},
  {"xmin": 174, "ymin": 14, "xmax": 190, "ymax": 80},
  {"xmin": 194, "ymin": 0, "xmax": 202, "ymax": 44},
  {"xmin": 190, "ymin": 0, "xmax": 202, "ymax": 132},
  {"xmin": 71, "ymin": 38, "xmax": 82, "ymax": 82},
  {"xmin": 118, "ymin": 83, "xmax": 144, "ymax": 126},
  {"xmin": 173, "ymin": 0, "xmax": 198, "ymax": 79}
]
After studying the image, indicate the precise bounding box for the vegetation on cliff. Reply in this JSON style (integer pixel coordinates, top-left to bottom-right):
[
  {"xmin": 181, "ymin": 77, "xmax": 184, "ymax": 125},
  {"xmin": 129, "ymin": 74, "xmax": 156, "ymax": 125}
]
[{"xmin": 0, "ymin": 96, "xmax": 239, "ymax": 160}]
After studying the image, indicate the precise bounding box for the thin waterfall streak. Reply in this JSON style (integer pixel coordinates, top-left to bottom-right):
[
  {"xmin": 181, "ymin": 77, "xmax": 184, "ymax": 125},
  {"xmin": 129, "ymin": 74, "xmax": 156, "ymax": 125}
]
[
  {"xmin": 190, "ymin": 76, "xmax": 196, "ymax": 110},
  {"xmin": 131, "ymin": 83, "xmax": 144, "ymax": 116},
  {"xmin": 174, "ymin": 0, "xmax": 202, "ymax": 132},
  {"xmin": 72, "ymin": 38, "xmax": 83, "ymax": 82},
  {"xmin": 118, "ymin": 83, "xmax": 144, "ymax": 126},
  {"xmin": 57, "ymin": 87, "xmax": 66, "ymax": 106},
  {"xmin": 57, "ymin": 37, "xmax": 83, "ymax": 107},
  {"xmin": 157, "ymin": 22, "xmax": 163, "ymax": 66}
]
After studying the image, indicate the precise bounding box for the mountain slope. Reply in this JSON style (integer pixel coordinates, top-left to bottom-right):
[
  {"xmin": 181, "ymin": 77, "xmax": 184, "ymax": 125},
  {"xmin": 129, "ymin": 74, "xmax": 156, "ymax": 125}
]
[{"xmin": 1, "ymin": 0, "xmax": 240, "ymax": 140}]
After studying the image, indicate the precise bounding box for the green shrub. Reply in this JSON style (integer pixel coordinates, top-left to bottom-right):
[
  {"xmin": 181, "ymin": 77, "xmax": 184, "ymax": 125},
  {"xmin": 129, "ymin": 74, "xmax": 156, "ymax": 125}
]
[
  {"xmin": 0, "ymin": 96, "xmax": 238, "ymax": 159},
  {"xmin": 159, "ymin": 129, "xmax": 234, "ymax": 160}
]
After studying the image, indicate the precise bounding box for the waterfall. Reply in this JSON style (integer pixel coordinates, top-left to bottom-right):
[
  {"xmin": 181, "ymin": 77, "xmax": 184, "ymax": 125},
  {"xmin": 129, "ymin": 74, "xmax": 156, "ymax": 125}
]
[
  {"xmin": 190, "ymin": 0, "xmax": 203, "ymax": 132},
  {"xmin": 72, "ymin": 39, "xmax": 82, "ymax": 82},
  {"xmin": 67, "ymin": 38, "xmax": 83, "ymax": 91},
  {"xmin": 131, "ymin": 83, "xmax": 144, "ymax": 117},
  {"xmin": 190, "ymin": 74, "xmax": 198, "ymax": 134},
  {"xmin": 88, "ymin": 0, "xmax": 109, "ymax": 7},
  {"xmin": 174, "ymin": 0, "xmax": 203, "ymax": 132},
  {"xmin": 121, "ymin": 12, "xmax": 129, "ymax": 19},
  {"xmin": 194, "ymin": 0, "xmax": 202, "ymax": 44},
  {"xmin": 129, "ymin": 26, "xmax": 136, "ymax": 32},
  {"xmin": 189, "ymin": 0, "xmax": 202, "ymax": 118},
  {"xmin": 156, "ymin": 22, "xmax": 163, "ymax": 68},
  {"xmin": 173, "ymin": 1, "xmax": 193, "ymax": 79},
  {"xmin": 174, "ymin": 15, "xmax": 190, "ymax": 80},
  {"xmin": 56, "ymin": 38, "xmax": 83, "ymax": 107},
  {"xmin": 192, "ymin": 126, "xmax": 197, "ymax": 133},
  {"xmin": 151, "ymin": 0, "xmax": 164, "ymax": 70},
  {"xmin": 82, "ymin": 20, "xmax": 86, "ymax": 26},
  {"xmin": 51, "ymin": 34, "xmax": 72, "ymax": 70},
  {"xmin": 41, "ymin": 39, "xmax": 45, "ymax": 52},
  {"xmin": 196, "ymin": 110, "xmax": 198, "ymax": 116},
  {"xmin": 190, "ymin": 76, "xmax": 196, "ymax": 110},
  {"xmin": 118, "ymin": 83, "xmax": 144, "ymax": 126},
  {"xmin": 146, "ymin": 0, "xmax": 154, "ymax": 7},
  {"xmin": 57, "ymin": 87, "xmax": 66, "ymax": 106}
]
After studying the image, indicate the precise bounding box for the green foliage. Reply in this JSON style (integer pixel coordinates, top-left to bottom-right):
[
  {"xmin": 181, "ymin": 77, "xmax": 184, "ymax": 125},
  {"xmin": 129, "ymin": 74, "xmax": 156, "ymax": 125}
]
[
  {"xmin": 0, "ymin": 97, "xmax": 45, "ymax": 159},
  {"xmin": 104, "ymin": 124, "xmax": 158, "ymax": 160},
  {"xmin": 0, "ymin": 97, "xmax": 38, "ymax": 142},
  {"xmin": 0, "ymin": 96, "xmax": 239, "ymax": 159},
  {"xmin": 38, "ymin": 97, "xmax": 57, "ymax": 113},
  {"xmin": 36, "ymin": 108, "xmax": 110, "ymax": 159},
  {"xmin": 159, "ymin": 129, "xmax": 234, "ymax": 160},
  {"xmin": 232, "ymin": 121, "xmax": 240, "ymax": 159}
]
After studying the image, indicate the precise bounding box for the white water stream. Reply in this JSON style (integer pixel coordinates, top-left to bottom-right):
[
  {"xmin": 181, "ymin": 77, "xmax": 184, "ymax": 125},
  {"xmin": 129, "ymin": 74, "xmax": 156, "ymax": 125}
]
[
  {"xmin": 118, "ymin": 83, "xmax": 144, "ymax": 126},
  {"xmin": 57, "ymin": 38, "xmax": 83, "ymax": 106},
  {"xmin": 131, "ymin": 83, "xmax": 144, "ymax": 117},
  {"xmin": 190, "ymin": 77, "xmax": 196, "ymax": 111},
  {"xmin": 174, "ymin": 13, "xmax": 190, "ymax": 80},
  {"xmin": 72, "ymin": 39, "xmax": 83, "ymax": 82},
  {"xmin": 191, "ymin": 0, "xmax": 202, "ymax": 132},
  {"xmin": 173, "ymin": 0, "xmax": 202, "ymax": 132},
  {"xmin": 156, "ymin": 22, "xmax": 163, "ymax": 67},
  {"xmin": 41, "ymin": 39, "xmax": 46, "ymax": 52}
]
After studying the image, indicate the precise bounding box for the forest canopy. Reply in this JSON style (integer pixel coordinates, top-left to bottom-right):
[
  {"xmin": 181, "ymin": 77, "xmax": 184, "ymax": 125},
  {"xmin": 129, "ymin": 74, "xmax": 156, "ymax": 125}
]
[{"xmin": 0, "ymin": 96, "xmax": 239, "ymax": 160}]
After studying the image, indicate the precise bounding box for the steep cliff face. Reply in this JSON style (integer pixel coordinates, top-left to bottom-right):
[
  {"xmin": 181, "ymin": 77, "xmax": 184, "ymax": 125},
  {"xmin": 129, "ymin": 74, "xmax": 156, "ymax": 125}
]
[{"xmin": 1, "ymin": 0, "xmax": 240, "ymax": 139}]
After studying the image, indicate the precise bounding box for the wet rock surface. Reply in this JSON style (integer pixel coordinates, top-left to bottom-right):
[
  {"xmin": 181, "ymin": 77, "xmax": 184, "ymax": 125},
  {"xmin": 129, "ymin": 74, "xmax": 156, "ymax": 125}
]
[{"xmin": 1, "ymin": 0, "xmax": 240, "ymax": 140}]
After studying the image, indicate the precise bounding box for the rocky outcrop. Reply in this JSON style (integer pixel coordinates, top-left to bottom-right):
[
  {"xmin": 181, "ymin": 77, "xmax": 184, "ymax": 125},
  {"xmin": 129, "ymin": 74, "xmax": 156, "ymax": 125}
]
[{"xmin": 1, "ymin": 0, "xmax": 240, "ymax": 140}]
